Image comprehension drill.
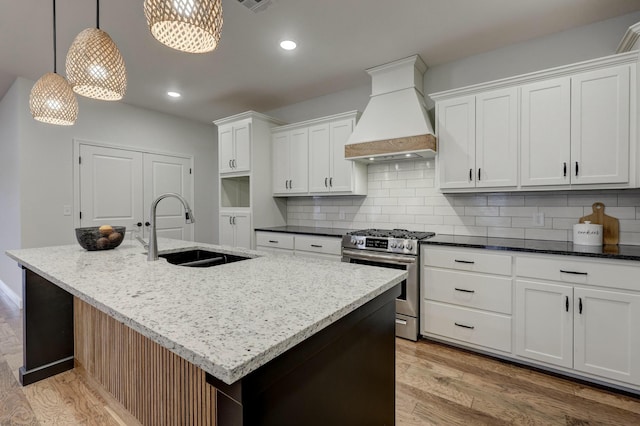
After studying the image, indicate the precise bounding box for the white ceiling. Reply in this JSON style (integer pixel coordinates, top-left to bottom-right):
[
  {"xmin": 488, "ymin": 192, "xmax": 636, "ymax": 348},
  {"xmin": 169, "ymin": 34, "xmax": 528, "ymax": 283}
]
[{"xmin": 1, "ymin": 0, "xmax": 639, "ymax": 124}]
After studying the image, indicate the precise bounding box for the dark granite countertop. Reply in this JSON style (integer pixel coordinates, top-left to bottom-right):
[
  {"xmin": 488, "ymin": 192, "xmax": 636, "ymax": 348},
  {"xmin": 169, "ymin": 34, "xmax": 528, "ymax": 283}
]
[
  {"xmin": 421, "ymin": 234, "xmax": 640, "ymax": 262},
  {"xmin": 254, "ymin": 226, "xmax": 352, "ymax": 238}
]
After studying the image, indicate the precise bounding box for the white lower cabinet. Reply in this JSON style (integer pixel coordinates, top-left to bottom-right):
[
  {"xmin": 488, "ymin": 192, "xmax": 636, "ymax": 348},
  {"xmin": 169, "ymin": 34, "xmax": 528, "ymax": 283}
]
[
  {"xmin": 422, "ymin": 247, "xmax": 513, "ymax": 354},
  {"xmin": 514, "ymin": 254, "xmax": 640, "ymax": 388},
  {"xmin": 423, "ymin": 245, "xmax": 640, "ymax": 391},
  {"xmin": 255, "ymin": 231, "xmax": 341, "ymax": 261},
  {"xmin": 220, "ymin": 211, "xmax": 251, "ymax": 249}
]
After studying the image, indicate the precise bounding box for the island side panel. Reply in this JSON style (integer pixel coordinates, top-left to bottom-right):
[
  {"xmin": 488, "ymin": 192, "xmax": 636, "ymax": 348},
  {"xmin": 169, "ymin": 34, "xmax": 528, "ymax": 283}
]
[
  {"xmin": 20, "ymin": 268, "xmax": 75, "ymax": 385},
  {"xmin": 74, "ymin": 298, "xmax": 218, "ymax": 426}
]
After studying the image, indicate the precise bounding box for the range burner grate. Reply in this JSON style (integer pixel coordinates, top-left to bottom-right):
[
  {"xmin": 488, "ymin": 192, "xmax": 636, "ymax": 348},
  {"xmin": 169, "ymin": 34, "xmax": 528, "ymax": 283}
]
[{"xmin": 348, "ymin": 228, "xmax": 435, "ymax": 240}]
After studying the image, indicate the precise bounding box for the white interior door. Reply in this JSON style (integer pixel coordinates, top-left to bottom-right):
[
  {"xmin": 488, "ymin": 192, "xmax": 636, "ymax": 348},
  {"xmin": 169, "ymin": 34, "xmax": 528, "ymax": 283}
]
[
  {"xmin": 143, "ymin": 153, "xmax": 193, "ymax": 241},
  {"xmin": 79, "ymin": 144, "xmax": 144, "ymax": 232}
]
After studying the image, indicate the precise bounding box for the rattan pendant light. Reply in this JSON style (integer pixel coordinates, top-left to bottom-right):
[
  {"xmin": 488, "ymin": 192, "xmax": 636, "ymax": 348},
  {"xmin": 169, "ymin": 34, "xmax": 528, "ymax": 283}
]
[
  {"xmin": 66, "ymin": 0, "xmax": 127, "ymax": 101},
  {"xmin": 29, "ymin": 0, "xmax": 78, "ymax": 126},
  {"xmin": 144, "ymin": 0, "xmax": 223, "ymax": 53}
]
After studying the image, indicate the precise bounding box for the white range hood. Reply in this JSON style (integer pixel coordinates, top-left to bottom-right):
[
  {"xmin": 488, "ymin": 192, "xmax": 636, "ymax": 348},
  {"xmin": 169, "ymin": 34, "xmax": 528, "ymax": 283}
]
[{"xmin": 345, "ymin": 55, "xmax": 436, "ymax": 162}]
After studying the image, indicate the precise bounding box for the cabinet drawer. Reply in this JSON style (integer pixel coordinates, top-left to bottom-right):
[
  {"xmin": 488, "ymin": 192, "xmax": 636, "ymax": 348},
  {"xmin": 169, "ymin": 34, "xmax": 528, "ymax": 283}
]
[
  {"xmin": 516, "ymin": 255, "xmax": 640, "ymax": 291},
  {"xmin": 255, "ymin": 232, "xmax": 294, "ymax": 250},
  {"xmin": 294, "ymin": 235, "xmax": 341, "ymax": 255},
  {"xmin": 422, "ymin": 301, "xmax": 512, "ymax": 353},
  {"xmin": 423, "ymin": 247, "xmax": 512, "ymax": 276},
  {"xmin": 423, "ymin": 268, "xmax": 512, "ymax": 314}
]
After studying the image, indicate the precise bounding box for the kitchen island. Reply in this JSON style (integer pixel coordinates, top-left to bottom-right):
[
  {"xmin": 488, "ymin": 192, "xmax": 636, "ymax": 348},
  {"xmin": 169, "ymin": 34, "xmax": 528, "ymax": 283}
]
[{"xmin": 6, "ymin": 239, "xmax": 405, "ymax": 425}]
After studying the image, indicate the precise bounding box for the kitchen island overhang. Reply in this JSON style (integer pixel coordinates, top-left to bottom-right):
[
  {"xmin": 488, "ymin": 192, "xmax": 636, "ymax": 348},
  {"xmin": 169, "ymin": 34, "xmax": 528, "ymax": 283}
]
[{"xmin": 7, "ymin": 239, "xmax": 406, "ymax": 425}]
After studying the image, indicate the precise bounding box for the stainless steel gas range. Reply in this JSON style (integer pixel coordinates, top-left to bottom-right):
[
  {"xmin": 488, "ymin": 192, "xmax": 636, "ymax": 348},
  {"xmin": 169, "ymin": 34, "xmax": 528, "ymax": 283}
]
[{"xmin": 341, "ymin": 229, "xmax": 435, "ymax": 341}]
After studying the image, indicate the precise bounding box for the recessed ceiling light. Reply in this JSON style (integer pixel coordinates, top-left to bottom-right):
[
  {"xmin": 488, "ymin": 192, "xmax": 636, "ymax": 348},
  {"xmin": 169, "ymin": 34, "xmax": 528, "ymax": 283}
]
[
  {"xmin": 280, "ymin": 40, "xmax": 297, "ymax": 50},
  {"xmin": 369, "ymin": 157, "xmax": 375, "ymax": 161},
  {"xmin": 167, "ymin": 91, "xmax": 181, "ymax": 98},
  {"xmin": 405, "ymin": 153, "xmax": 412, "ymax": 157}
]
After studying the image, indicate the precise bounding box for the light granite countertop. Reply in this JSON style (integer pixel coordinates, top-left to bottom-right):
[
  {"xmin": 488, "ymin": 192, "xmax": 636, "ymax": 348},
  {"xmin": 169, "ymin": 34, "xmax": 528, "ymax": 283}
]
[{"xmin": 6, "ymin": 239, "xmax": 406, "ymax": 385}]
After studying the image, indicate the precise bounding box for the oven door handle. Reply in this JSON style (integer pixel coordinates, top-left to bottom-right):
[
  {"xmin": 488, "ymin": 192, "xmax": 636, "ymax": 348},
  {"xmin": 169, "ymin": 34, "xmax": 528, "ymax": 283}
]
[{"xmin": 342, "ymin": 248, "xmax": 417, "ymax": 265}]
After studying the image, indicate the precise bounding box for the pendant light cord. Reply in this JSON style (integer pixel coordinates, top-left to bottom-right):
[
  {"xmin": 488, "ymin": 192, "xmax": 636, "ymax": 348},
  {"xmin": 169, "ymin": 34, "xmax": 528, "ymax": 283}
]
[
  {"xmin": 96, "ymin": 0, "xmax": 100, "ymax": 29},
  {"xmin": 52, "ymin": 0, "xmax": 57, "ymax": 73}
]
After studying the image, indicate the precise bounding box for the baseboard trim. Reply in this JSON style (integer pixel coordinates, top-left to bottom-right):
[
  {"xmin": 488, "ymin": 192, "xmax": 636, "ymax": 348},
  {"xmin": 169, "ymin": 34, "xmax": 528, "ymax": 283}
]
[{"xmin": 0, "ymin": 278, "xmax": 22, "ymax": 309}]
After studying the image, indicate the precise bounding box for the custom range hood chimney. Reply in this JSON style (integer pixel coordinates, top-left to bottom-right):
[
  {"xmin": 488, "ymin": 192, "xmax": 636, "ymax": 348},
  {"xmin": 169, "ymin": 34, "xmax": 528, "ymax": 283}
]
[{"xmin": 345, "ymin": 55, "xmax": 436, "ymax": 162}]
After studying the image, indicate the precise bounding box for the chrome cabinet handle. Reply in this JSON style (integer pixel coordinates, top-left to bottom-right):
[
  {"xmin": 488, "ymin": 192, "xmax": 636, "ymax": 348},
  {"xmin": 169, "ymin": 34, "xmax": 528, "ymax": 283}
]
[
  {"xmin": 229, "ymin": 216, "xmax": 232, "ymax": 225},
  {"xmin": 310, "ymin": 244, "xmax": 322, "ymax": 248},
  {"xmin": 575, "ymin": 161, "xmax": 579, "ymax": 177},
  {"xmin": 563, "ymin": 162, "xmax": 567, "ymax": 177},
  {"xmin": 268, "ymin": 240, "xmax": 279, "ymax": 243},
  {"xmin": 329, "ymin": 177, "xmax": 333, "ymax": 187},
  {"xmin": 285, "ymin": 180, "xmax": 289, "ymax": 189},
  {"xmin": 454, "ymin": 288, "xmax": 475, "ymax": 293},
  {"xmin": 469, "ymin": 168, "xmax": 472, "ymax": 181},
  {"xmin": 324, "ymin": 177, "xmax": 328, "ymax": 187},
  {"xmin": 579, "ymin": 297, "xmax": 583, "ymax": 314},
  {"xmin": 228, "ymin": 159, "xmax": 232, "ymax": 168},
  {"xmin": 455, "ymin": 322, "xmax": 475, "ymax": 330},
  {"xmin": 477, "ymin": 168, "xmax": 481, "ymax": 181},
  {"xmin": 454, "ymin": 259, "xmax": 475, "ymax": 264},
  {"xmin": 565, "ymin": 296, "xmax": 569, "ymax": 312}
]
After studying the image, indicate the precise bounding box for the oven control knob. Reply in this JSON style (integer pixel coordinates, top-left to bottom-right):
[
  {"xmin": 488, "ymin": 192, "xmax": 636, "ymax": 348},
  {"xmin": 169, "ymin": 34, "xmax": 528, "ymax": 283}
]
[
  {"xmin": 358, "ymin": 239, "xmax": 364, "ymax": 245},
  {"xmin": 406, "ymin": 243, "xmax": 413, "ymax": 250},
  {"xmin": 398, "ymin": 244, "xmax": 404, "ymax": 249},
  {"xmin": 350, "ymin": 238, "xmax": 356, "ymax": 244},
  {"xmin": 390, "ymin": 242, "xmax": 396, "ymax": 248}
]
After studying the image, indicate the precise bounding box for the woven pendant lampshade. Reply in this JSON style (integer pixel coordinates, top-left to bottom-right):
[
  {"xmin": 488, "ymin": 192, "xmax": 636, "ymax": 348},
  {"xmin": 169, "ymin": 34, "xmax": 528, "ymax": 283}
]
[
  {"xmin": 66, "ymin": 27, "xmax": 127, "ymax": 101},
  {"xmin": 30, "ymin": 73, "xmax": 79, "ymax": 126},
  {"xmin": 144, "ymin": 0, "xmax": 223, "ymax": 53},
  {"xmin": 29, "ymin": 0, "xmax": 78, "ymax": 126}
]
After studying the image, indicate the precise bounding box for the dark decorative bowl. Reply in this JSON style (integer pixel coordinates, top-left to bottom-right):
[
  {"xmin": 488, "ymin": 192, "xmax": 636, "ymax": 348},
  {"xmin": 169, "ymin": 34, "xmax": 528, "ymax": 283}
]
[{"xmin": 75, "ymin": 226, "xmax": 126, "ymax": 251}]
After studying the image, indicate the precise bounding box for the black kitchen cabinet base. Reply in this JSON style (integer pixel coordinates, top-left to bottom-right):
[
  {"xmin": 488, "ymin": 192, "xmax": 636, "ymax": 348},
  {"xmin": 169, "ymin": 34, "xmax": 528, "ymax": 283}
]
[{"xmin": 20, "ymin": 268, "xmax": 74, "ymax": 386}]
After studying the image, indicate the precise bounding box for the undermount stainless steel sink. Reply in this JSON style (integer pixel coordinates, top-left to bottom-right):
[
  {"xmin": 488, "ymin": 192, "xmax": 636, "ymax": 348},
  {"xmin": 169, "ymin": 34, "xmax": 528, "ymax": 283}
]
[{"xmin": 159, "ymin": 249, "xmax": 250, "ymax": 268}]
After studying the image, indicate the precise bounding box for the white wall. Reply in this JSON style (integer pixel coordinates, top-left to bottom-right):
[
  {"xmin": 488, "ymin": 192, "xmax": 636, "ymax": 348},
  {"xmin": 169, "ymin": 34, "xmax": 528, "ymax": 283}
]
[
  {"xmin": 1, "ymin": 77, "xmax": 218, "ymax": 304},
  {"xmin": 0, "ymin": 80, "xmax": 23, "ymax": 305},
  {"xmin": 270, "ymin": 11, "xmax": 640, "ymax": 245}
]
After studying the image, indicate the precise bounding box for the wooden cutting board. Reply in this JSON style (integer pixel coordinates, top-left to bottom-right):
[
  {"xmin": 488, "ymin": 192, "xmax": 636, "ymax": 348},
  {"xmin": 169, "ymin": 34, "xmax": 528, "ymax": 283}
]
[{"xmin": 579, "ymin": 202, "xmax": 619, "ymax": 245}]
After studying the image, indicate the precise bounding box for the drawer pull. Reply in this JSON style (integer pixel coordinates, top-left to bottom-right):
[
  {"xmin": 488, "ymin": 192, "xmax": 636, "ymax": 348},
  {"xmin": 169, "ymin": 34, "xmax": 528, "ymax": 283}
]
[
  {"xmin": 560, "ymin": 269, "xmax": 588, "ymax": 276},
  {"xmin": 454, "ymin": 259, "xmax": 475, "ymax": 264},
  {"xmin": 310, "ymin": 244, "xmax": 323, "ymax": 248},
  {"xmin": 454, "ymin": 322, "xmax": 475, "ymax": 330},
  {"xmin": 268, "ymin": 240, "xmax": 279, "ymax": 244},
  {"xmin": 454, "ymin": 288, "xmax": 475, "ymax": 294}
]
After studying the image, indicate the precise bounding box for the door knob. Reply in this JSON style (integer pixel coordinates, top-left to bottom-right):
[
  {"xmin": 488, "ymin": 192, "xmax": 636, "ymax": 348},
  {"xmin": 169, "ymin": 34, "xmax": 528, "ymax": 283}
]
[{"xmin": 136, "ymin": 222, "xmax": 142, "ymax": 227}]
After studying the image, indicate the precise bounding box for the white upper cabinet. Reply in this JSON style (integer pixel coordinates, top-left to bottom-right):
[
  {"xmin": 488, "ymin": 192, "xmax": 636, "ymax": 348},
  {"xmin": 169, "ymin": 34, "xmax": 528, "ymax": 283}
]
[
  {"xmin": 219, "ymin": 121, "xmax": 251, "ymax": 174},
  {"xmin": 476, "ymin": 88, "xmax": 518, "ymax": 188},
  {"xmin": 437, "ymin": 88, "xmax": 517, "ymax": 190},
  {"xmin": 432, "ymin": 51, "xmax": 638, "ymax": 193},
  {"xmin": 570, "ymin": 65, "xmax": 630, "ymax": 185},
  {"xmin": 521, "ymin": 77, "xmax": 571, "ymax": 187},
  {"xmin": 436, "ymin": 96, "xmax": 476, "ymax": 189},
  {"xmin": 272, "ymin": 111, "xmax": 367, "ymax": 197},
  {"xmin": 273, "ymin": 128, "xmax": 309, "ymax": 195}
]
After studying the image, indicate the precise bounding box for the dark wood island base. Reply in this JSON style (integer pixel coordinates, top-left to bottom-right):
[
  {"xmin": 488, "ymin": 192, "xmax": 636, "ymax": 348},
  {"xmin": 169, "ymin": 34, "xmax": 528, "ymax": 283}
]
[{"xmin": 19, "ymin": 266, "xmax": 400, "ymax": 425}]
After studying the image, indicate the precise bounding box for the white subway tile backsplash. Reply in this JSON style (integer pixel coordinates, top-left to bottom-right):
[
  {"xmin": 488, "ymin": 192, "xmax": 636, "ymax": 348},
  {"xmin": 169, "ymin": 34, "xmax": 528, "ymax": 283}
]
[
  {"xmin": 525, "ymin": 228, "xmax": 568, "ymax": 241},
  {"xmin": 488, "ymin": 194, "xmax": 525, "ymax": 206},
  {"xmin": 284, "ymin": 160, "xmax": 640, "ymax": 245},
  {"xmin": 476, "ymin": 216, "xmax": 512, "ymax": 227},
  {"xmin": 488, "ymin": 227, "xmax": 525, "ymax": 239},
  {"xmin": 465, "ymin": 206, "xmax": 500, "ymax": 217}
]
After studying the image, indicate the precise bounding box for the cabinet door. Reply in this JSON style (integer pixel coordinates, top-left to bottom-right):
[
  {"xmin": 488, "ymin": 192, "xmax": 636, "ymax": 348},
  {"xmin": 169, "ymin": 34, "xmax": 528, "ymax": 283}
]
[
  {"xmin": 476, "ymin": 88, "xmax": 518, "ymax": 188},
  {"xmin": 233, "ymin": 122, "xmax": 251, "ymax": 173},
  {"xmin": 233, "ymin": 213, "xmax": 252, "ymax": 249},
  {"xmin": 308, "ymin": 124, "xmax": 331, "ymax": 193},
  {"xmin": 520, "ymin": 77, "xmax": 571, "ymax": 187},
  {"xmin": 515, "ymin": 280, "xmax": 573, "ymax": 368},
  {"xmin": 437, "ymin": 96, "xmax": 476, "ymax": 189},
  {"xmin": 329, "ymin": 118, "xmax": 354, "ymax": 192},
  {"xmin": 571, "ymin": 66, "xmax": 630, "ymax": 185},
  {"xmin": 289, "ymin": 128, "xmax": 309, "ymax": 194},
  {"xmin": 219, "ymin": 126, "xmax": 235, "ymax": 174},
  {"xmin": 143, "ymin": 153, "xmax": 193, "ymax": 241},
  {"xmin": 574, "ymin": 287, "xmax": 640, "ymax": 385},
  {"xmin": 272, "ymin": 132, "xmax": 290, "ymax": 194},
  {"xmin": 219, "ymin": 213, "xmax": 235, "ymax": 246}
]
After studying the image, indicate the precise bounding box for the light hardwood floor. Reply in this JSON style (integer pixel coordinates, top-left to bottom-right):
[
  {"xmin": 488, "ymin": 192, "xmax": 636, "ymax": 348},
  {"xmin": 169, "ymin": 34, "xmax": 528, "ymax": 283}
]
[{"xmin": 1, "ymin": 290, "xmax": 639, "ymax": 425}]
